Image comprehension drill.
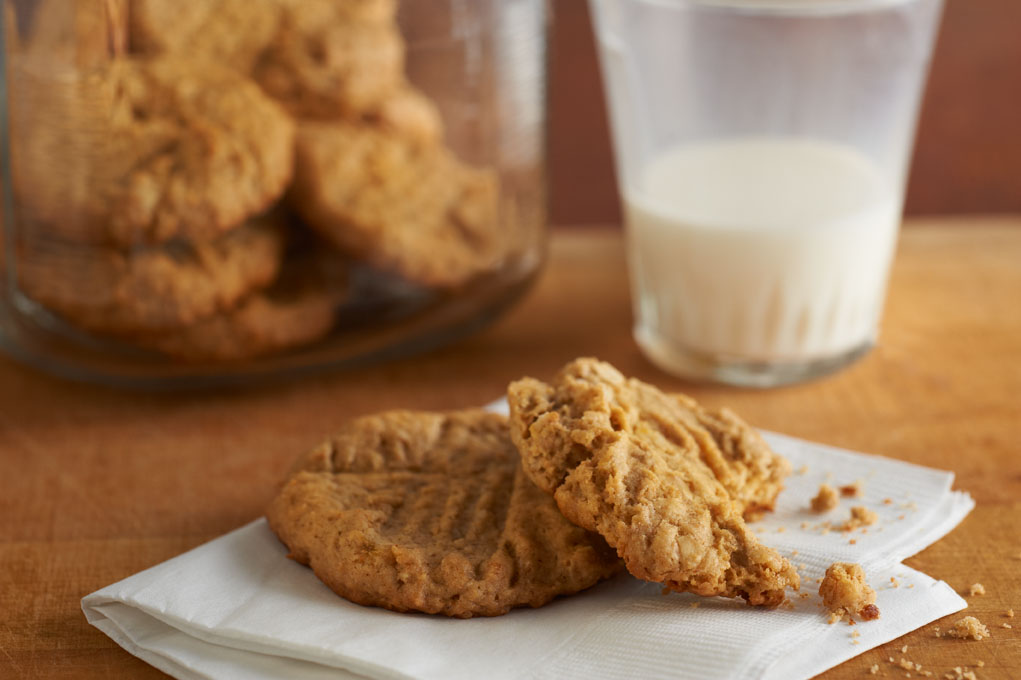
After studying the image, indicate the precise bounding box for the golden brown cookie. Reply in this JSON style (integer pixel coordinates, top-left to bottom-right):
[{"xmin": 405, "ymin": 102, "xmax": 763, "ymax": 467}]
[
  {"xmin": 819, "ymin": 563, "xmax": 879, "ymax": 622},
  {"xmin": 17, "ymin": 216, "xmax": 285, "ymax": 334},
  {"xmin": 266, "ymin": 410, "xmax": 623, "ymax": 618},
  {"xmin": 289, "ymin": 121, "xmax": 502, "ymax": 288},
  {"xmin": 10, "ymin": 56, "xmax": 294, "ymax": 247},
  {"xmin": 133, "ymin": 253, "xmax": 346, "ymax": 361},
  {"xmin": 669, "ymin": 392, "xmax": 791, "ymax": 519},
  {"xmin": 364, "ymin": 84, "xmax": 444, "ymax": 148},
  {"xmin": 507, "ymin": 358, "xmax": 800, "ymax": 606},
  {"xmin": 253, "ymin": 0, "xmax": 404, "ymax": 119},
  {"xmin": 127, "ymin": 0, "xmax": 283, "ymax": 73}
]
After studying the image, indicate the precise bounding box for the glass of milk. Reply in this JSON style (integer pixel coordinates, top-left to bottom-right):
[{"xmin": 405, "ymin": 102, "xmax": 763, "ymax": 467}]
[{"xmin": 590, "ymin": 0, "xmax": 944, "ymax": 386}]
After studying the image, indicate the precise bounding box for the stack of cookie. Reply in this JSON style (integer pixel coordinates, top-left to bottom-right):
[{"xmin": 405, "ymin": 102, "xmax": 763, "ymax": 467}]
[
  {"xmin": 9, "ymin": 0, "xmax": 503, "ymax": 361},
  {"xmin": 267, "ymin": 358, "xmax": 801, "ymax": 618}
]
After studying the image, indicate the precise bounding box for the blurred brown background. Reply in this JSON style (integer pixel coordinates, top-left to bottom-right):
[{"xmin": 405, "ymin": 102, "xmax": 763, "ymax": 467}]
[{"xmin": 548, "ymin": 0, "xmax": 1021, "ymax": 226}]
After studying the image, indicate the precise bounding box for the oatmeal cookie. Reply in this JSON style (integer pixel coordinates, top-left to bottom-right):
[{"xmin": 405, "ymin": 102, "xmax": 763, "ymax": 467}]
[
  {"xmin": 253, "ymin": 1, "xmax": 404, "ymax": 119},
  {"xmin": 289, "ymin": 121, "xmax": 501, "ymax": 288},
  {"xmin": 18, "ymin": 216, "xmax": 285, "ymax": 334},
  {"xmin": 10, "ymin": 56, "xmax": 294, "ymax": 247},
  {"xmin": 134, "ymin": 252, "xmax": 345, "ymax": 361},
  {"xmin": 266, "ymin": 410, "xmax": 623, "ymax": 618},
  {"xmin": 507, "ymin": 358, "xmax": 800, "ymax": 606}
]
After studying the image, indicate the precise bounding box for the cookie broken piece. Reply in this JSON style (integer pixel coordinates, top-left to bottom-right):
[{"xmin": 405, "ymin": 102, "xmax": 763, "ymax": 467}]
[
  {"xmin": 507, "ymin": 358, "xmax": 799, "ymax": 606},
  {"xmin": 811, "ymin": 483, "xmax": 840, "ymax": 513},
  {"xmin": 819, "ymin": 563, "xmax": 879, "ymax": 623},
  {"xmin": 267, "ymin": 410, "xmax": 623, "ymax": 618}
]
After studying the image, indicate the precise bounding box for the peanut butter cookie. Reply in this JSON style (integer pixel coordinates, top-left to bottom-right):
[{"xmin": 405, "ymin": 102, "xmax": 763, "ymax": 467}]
[
  {"xmin": 507, "ymin": 358, "xmax": 800, "ymax": 606},
  {"xmin": 10, "ymin": 56, "xmax": 294, "ymax": 247},
  {"xmin": 127, "ymin": 0, "xmax": 283, "ymax": 73},
  {"xmin": 18, "ymin": 216, "xmax": 285, "ymax": 334},
  {"xmin": 253, "ymin": 0, "xmax": 404, "ymax": 119},
  {"xmin": 289, "ymin": 121, "xmax": 501, "ymax": 288},
  {"xmin": 134, "ymin": 253, "xmax": 345, "ymax": 361},
  {"xmin": 267, "ymin": 410, "xmax": 623, "ymax": 618}
]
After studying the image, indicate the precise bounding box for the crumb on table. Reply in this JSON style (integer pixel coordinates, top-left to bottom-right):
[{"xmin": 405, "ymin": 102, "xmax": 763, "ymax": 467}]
[
  {"xmin": 946, "ymin": 616, "xmax": 990, "ymax": 641},
  {"xmin": 968, "ymin": 583, "xmax": 985, "ymax": 596},
  {"xmin": 811, "ymin": 483, "xmax": 840, "ymax": 512}
]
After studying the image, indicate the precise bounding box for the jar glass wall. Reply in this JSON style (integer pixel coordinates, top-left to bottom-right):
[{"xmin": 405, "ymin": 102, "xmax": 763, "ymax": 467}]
[{"xmin": 0, "ymin": 0, "xmax": 547, "ymax": 386}]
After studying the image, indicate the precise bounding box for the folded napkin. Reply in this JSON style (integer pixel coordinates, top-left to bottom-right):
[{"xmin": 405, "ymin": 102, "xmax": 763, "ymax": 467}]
[{"xmin": 83, "ymin": 404, "xmax": 974, "ymax": 680}]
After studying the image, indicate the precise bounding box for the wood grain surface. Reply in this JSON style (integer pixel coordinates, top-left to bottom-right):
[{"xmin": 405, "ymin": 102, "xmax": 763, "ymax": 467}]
[{"xmin": 1, "ymin": 218, "xmax": 1019, "ymax": 679}]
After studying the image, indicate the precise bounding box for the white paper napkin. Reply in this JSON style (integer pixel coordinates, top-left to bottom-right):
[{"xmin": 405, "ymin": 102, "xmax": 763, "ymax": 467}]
[{"xmin": 83, "ymin": 411, "xmax": 974, "ymax": 680}]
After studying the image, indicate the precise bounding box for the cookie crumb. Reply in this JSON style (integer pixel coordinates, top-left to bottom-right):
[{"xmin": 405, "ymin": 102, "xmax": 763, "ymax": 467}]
[
  {"xmin": 883, "ymin": 498, "xmax": 893, "ymax": 505},
  {"xmin": 776, "ymin": 526, "xmax": 787, "ymax": 533},
  {"xmin": 976, "ymin": 661, "xmax": 984, "ymax": 667},
  {"xmin": 811, "ymin": 484, "xmax": 840, "ymax": 512},
  {"xmin": 850, "ymin": 538, "xmax": 858, "ymax": 545},
  {"xmin": 839, "ymin": 481, "xmax": 863, "ymax": 497},
  {"xmin": 819, "ymin": 562, "xmax": 879, "ymax": 623},
  {"xmin": 797, "ymin": 465, "xmax": 809, "ymax": 475},
  {"xmin": 946, "ymin": 616, "xmax": 990, "ymax": 640},
  {"xmin": 901, "ymin": 645, "xmax": 909, "ymax": 653},
  {"xmin": 968, "ymin": 583, "xmax": 985, "ymax": 596},
  {"xmin": 1001, "ymin": 622, "xmax": 1012, "ymax": 629},
  {"xmin": 870, "ymin": 664, "xmax": 880, "ymax": 674},
  {"xmin": 840, "ymin": 506, "xmax": 879, "ymax": 532},
  {"xmin": 1007, "ymin": 608, "xmax": 1015, "ymax": 618},
  {"xmin": 690, "ymin": 601, "xmax": 700, "ymax": 609},
  {"xmin": 891, "ymin": 577, "xmax": 900, "ymax": 588}
]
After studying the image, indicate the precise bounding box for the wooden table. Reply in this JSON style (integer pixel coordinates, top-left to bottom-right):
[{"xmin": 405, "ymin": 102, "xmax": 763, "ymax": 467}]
[{"xmin": 1, "ymin": 217, "xmax": 1019, "ymax": 679}]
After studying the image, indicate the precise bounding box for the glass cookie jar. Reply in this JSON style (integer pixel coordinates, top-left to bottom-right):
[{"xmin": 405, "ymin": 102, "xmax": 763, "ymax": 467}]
[{"xmin": 0, "ymin": 0, "xmax": 547, "ymax": 385}]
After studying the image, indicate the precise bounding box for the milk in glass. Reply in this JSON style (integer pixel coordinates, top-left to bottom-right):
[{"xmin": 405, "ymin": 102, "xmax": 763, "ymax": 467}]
[{"xmin": 625, "ymin": 137, "xmax": 900, "ymax": 364}]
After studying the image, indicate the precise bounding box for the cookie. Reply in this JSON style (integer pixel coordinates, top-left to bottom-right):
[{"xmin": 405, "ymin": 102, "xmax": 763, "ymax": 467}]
[
  {"xmin": 289, "ymin": 121, "xmax": 502, "ymax": 288},
  {"xmin": 669, "ymin": 392, "xmax": 791, "ymax": 519},
  {"xmin": 507, "ymin": 358, "xmax": 800, "ymax": 606},
  {"xmin": 364, "ymin": 84, "xmax": 444, "ymax": 148},
  {"xmin": 127, "ymin": 0, "xmax": 283, "ymax": 73},
  {"xmin": 17, "ymin": 216, "xmax": 285, "ymax": 334},
  {"xmin": 10, "ymin": 56, "xmax": 294, "ymax": 247},
  {"xmin": 266, "ymin": 410, "xmax": 623, "ymax": 618},
  {"xmin": 819, "ymin": 563, "xmax": 879, "ymax": 623},
  {"xmin": 253, "ymin": 2, "xmax": 404, "ymax": 119},
  {"xmin": 133, "ymin": 253, "xmax": 346, "ymax": 361}
]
